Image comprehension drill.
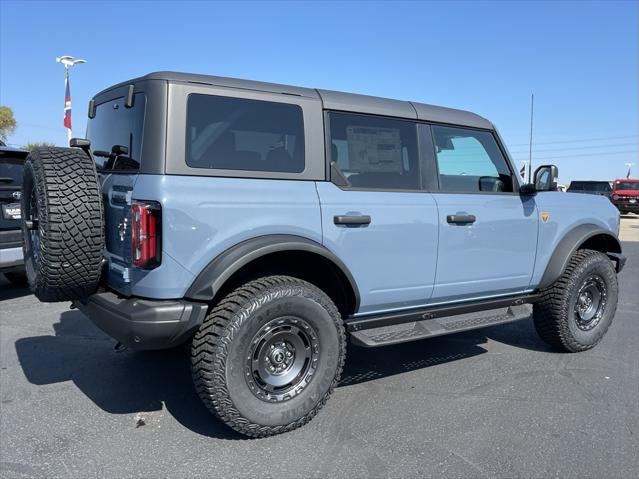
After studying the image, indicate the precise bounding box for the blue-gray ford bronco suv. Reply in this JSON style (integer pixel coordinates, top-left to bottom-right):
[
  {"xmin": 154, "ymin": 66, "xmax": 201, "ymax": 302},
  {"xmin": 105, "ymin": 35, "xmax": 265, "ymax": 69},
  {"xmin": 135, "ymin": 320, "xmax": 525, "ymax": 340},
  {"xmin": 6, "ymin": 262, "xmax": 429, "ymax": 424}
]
[{"xmin": 21, "ymin": 72, "xmax": 625, "ymax": 437}]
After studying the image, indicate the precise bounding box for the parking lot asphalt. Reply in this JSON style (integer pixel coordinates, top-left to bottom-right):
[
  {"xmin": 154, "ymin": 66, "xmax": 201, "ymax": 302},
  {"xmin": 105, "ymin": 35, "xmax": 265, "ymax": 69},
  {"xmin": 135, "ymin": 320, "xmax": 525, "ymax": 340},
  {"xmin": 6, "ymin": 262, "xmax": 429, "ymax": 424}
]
[{"xmin": 1, "ymin": 218, "xmax": 638, "ymax": 479}]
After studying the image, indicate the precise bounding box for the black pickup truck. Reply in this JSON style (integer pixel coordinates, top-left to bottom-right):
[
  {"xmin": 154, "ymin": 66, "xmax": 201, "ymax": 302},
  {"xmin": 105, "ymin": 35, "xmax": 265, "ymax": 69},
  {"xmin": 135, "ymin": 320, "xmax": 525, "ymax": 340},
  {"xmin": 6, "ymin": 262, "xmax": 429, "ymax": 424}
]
[
  {"xmin": 567, "ymin": 180, "xmax": 613, "ymax": 200},
  {"xmin": 0, "ymin": 141, "xmax": 28, "ymax": 285}
]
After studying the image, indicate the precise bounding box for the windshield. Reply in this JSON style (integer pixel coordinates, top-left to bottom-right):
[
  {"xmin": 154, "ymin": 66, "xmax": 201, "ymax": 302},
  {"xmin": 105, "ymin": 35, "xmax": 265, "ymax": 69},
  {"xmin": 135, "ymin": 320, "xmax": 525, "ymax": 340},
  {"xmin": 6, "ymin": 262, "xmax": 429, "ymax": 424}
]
[
  {"xmin": 614, "ymin": 181, "xmax": 639, "ymax": 191},
  {"xmin": 568, "ymin": 182, "xmax": 611, "ymax": 192},
  {"xmin": 86, "ymin": 93, "xmax": 145, "ymax": 171}
]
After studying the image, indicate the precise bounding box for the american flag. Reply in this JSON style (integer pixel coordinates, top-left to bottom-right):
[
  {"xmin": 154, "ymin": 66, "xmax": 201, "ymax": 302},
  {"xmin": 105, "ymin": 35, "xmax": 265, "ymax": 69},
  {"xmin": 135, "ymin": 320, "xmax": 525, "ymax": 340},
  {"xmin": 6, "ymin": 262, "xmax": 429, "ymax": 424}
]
[
  {"xmin": 519, "ymin": 164, "xmax": 526, "ymax": 180},
  {"xmin": 63, "ymin": 71, "xmax": 72, "ymax": 130}
]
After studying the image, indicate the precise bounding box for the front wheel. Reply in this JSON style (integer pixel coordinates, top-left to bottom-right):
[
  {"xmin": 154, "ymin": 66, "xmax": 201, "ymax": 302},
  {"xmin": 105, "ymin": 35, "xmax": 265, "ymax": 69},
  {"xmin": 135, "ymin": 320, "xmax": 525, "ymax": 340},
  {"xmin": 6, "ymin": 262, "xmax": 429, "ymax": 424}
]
[
  {"xmin": 533, "ymin": 249, "xmax": 618, "ymax": 352},
  {"xmin": 191, "ymin": 275, "xmax": 346, "ymax": 437}
]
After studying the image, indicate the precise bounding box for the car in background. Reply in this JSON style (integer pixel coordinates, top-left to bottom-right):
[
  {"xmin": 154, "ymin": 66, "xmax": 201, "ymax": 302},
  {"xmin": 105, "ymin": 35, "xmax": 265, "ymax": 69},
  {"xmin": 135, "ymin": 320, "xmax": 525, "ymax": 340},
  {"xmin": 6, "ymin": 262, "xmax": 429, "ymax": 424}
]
[
  {"xmin": 0, "ymin": 141, "xmax": 28, "ymax": 286},
  {"xmin": 612, "ymin": 178, "xmax": 639, "ymax": 214},
  {"xmin": 567, "ymin": 180, "xmax": 612, "ymax": 200}
]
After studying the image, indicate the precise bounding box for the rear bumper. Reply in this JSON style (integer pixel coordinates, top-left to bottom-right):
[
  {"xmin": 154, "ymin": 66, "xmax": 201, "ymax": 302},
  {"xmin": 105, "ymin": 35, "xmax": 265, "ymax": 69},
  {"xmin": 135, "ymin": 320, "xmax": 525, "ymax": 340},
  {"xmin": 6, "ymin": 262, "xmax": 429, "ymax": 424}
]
[
  {"xmin": 74, "ymin": 292, "xmax": 208, "ymax": 350},
  {"xmin": 0, "ymin": 246, "xmax": 24, "ymax": 272}
]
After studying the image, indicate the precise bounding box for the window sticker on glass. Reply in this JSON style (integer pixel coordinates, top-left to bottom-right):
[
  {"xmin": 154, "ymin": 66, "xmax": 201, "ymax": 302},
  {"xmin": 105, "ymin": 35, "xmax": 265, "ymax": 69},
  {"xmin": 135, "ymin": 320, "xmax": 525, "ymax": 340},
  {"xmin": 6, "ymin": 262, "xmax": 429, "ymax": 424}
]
[{"xmin": 346, "ymin": 126, "xmax": 402, "ymax": 173}]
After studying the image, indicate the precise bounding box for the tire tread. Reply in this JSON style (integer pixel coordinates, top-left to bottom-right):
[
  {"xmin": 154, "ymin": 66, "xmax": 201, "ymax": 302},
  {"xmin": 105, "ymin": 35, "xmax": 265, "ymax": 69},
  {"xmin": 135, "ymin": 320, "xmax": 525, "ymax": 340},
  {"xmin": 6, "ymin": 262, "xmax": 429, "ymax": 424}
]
[
  {"xmin": 191, "ymin": 275, "xmax": 346, "ymax": 438},
  {"xmin": 533, "ymin": 249, "xmax": 617, "ymax": 352},
  {"xmin": 22, "ymin": 147, "xmax": 104, "ymax": 302}
]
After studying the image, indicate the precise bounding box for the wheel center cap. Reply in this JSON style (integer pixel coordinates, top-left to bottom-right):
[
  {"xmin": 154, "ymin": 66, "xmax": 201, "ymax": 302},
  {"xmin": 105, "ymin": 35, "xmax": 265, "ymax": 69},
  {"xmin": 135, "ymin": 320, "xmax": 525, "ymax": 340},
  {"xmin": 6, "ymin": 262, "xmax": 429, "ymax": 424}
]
[
  {"xmin": 271, "ymin": 349, "xmax": 286, "ymax": 364},
  {"xmin": 579, "ymin": 292, "xmax": 592, "ymax": 309}
]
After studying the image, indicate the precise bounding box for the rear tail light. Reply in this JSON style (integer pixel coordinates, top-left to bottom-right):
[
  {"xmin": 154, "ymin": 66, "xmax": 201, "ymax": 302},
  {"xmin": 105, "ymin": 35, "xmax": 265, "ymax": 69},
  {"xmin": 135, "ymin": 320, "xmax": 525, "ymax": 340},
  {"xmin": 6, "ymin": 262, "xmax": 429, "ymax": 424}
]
[{"xmin": 131, "ymin": 201, "xmax": 161, "ymax": 269}]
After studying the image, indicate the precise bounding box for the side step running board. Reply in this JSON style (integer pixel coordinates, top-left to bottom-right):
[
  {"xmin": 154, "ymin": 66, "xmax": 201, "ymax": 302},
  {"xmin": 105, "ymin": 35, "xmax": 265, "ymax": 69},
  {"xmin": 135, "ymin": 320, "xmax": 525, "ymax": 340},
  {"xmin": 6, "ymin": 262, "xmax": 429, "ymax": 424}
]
[{"xmin": 350, "ymin": 305, "xmax": 531, "ymax": 348}]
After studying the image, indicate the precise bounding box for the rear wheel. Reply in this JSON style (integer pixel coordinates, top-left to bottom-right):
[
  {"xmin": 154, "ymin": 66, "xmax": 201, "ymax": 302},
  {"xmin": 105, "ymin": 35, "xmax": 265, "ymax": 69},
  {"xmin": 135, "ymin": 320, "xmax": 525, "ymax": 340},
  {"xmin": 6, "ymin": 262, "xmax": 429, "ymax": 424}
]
[
  {"xmin": 533, "ymin": 249, "xmax": 618, "ymax": 352},
  {"xmin": 22, "ymin": 147, "xmax": 104, "ymax": 302},
  {"xmin": 191, "ymin": 275, "xmax": 346, "ymax": 437}
]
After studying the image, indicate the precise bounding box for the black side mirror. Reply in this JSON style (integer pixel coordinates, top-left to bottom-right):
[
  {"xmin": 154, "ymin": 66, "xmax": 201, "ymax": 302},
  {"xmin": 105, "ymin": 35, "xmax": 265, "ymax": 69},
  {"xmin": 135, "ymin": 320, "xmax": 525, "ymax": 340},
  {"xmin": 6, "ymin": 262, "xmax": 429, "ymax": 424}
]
[
  {"xmin": 534, "ymin": 164, "xmax": 559, "ymax": 192},
  {"xmin": 69, "ymin": 138, "xmax": 91, "ymax": 156},
  {"xmin": 70, "ymin": 138, "xmax": 90, "ymax": 148},
  {"xmin": 519, "ymin": 183, "xmax": 537, "ymax": 196}
]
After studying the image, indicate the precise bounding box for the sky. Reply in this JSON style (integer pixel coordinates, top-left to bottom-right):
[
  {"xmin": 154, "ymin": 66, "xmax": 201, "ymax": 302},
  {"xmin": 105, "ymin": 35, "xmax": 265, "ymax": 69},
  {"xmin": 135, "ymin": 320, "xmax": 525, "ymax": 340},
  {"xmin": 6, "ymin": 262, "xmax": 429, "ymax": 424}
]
[{"xmin": 0, "ymin": 0, "xmax": 637, "ymax": 184}]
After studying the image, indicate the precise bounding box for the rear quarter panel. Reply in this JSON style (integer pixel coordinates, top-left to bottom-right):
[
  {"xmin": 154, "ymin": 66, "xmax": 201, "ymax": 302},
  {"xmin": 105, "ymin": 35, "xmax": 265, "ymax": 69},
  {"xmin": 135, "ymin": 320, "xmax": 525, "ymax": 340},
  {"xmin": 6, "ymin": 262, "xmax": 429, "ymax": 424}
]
[
  {"xmin": 530, "ymin": 191, "xmax": 620, "ymax": 287},
  {"xmin": 129, "ymin": 175, "xmax": 322, "ymax": 299}
]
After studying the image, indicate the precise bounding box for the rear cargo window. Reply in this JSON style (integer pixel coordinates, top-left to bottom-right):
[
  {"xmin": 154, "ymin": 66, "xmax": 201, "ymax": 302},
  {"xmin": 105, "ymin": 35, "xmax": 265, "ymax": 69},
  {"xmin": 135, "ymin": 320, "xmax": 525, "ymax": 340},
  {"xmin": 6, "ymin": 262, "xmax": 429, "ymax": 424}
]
[
  {"xmin": 86, "ymin": 93, "xmax": 145, "ymax": 171},
  {"xmin": 0, "ymin": 156, "xmax": 25, "ymax": 186},
  {"xmin": 185, "ymin": 94, "xmax": 305, "ymax": 173}
]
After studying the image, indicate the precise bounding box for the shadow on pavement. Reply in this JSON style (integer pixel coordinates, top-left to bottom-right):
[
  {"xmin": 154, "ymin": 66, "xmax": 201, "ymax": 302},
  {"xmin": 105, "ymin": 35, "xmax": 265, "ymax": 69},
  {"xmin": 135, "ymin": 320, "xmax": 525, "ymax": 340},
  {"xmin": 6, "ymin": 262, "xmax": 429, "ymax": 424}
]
[
  {"xmin": 0, "ymin": 276, "xmax": 32, "ymax": 301},
  {"xmin": 341, "ymin": 316, "xmax": 550, "ymax": 386},
  {"xmin": 15, "ymin": 310, "xmax": 243, "ymax": 440},
  {"xmin": 15, "ymin": 309, "xmax": 550, "ymax": 439}
]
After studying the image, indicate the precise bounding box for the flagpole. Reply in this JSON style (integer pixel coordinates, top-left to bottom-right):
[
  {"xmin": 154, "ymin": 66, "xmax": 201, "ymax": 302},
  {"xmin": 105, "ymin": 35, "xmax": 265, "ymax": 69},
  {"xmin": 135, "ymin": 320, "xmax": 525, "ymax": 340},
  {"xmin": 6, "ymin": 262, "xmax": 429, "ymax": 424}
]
[
  {"xmin": 528, "ymin": 93, "xmax": 534, "ymax": 183},
  {"xmin": 56, "ymin": 56, "xmax": 86, "ymax": 146},
  {"xmin": 65, "ymin": 67, "xmax": 72, "ymax": 145}
]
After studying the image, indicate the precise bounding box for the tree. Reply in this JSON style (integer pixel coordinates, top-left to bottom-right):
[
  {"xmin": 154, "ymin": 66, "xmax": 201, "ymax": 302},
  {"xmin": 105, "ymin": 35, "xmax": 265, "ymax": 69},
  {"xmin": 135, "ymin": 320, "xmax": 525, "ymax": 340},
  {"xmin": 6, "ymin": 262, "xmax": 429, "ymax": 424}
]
[
  {"xmin": 23, "ymin": 142, "xmax": 56, "ymax": 152},
  {"xmin": 0, "ymin": 106, "xmax": 17, "ymax": 142}
]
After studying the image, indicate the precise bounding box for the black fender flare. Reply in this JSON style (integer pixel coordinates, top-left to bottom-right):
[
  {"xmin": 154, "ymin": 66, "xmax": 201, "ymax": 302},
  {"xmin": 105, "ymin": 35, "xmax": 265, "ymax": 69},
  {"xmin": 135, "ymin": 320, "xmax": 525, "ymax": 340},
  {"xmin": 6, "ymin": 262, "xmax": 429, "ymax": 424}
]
[
  {"xmin": 184, "ymin": 234, "xmax": 361, "ymax": 311},
  {"xmin": 538, "ymin": 223, "xmax": 622, "ymax": 289}
]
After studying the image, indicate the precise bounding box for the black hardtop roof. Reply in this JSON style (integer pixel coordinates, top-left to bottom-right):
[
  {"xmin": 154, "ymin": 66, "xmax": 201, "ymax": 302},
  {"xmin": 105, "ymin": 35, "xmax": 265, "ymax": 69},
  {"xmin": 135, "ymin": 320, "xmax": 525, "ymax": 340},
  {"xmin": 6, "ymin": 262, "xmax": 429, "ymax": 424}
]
[{"xmin": 95, "ymin": 71, "xmax": 493, "ymax": 129}]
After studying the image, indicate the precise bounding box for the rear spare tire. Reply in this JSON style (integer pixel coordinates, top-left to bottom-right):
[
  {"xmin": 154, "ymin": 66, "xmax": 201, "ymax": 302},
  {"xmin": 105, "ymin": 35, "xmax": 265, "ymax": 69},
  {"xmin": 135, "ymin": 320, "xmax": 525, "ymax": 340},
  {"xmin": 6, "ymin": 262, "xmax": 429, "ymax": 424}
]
[{"xmin": 22, "ymin": 147, "xmax": 104, "ymax": 302}]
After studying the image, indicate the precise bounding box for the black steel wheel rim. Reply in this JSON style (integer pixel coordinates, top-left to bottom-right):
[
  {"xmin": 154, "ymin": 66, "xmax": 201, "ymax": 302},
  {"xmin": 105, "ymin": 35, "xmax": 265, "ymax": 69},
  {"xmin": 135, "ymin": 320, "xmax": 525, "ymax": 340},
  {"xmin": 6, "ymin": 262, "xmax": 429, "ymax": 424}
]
[
  {"xmin": 574, "ymin": 274, "xmax": 607, "ymax": 331},
  {"xmin": 245, "ymin": 316, "xmax": 319, "ymax": 403}
]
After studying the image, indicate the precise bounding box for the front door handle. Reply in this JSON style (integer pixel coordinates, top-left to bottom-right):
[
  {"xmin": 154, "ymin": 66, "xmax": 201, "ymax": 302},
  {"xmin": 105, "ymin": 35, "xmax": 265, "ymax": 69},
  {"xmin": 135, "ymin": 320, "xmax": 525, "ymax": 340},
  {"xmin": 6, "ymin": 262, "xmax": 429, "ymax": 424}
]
[
  {"xmin": 334, "ymin": 215, "xmax": 371, "ymax": 225},
  {"xmin": 447, "ymin": 214, "xmax": 476, "ymax": 224}
]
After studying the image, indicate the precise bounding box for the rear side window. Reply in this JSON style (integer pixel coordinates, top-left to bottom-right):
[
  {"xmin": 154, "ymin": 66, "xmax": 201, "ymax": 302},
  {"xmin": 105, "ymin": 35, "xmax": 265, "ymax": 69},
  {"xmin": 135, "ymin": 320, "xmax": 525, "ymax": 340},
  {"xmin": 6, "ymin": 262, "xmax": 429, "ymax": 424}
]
[
  {"xmin": 186, "ymin": 94, "xmax": 305, "ymax": 173},
  {"xmin": 329, "ymin": 112, "xmax": 420, "ymax": 190},
  {"xmin": 432, "ymin": 126, "xmax": 514, "ymax": 193}
]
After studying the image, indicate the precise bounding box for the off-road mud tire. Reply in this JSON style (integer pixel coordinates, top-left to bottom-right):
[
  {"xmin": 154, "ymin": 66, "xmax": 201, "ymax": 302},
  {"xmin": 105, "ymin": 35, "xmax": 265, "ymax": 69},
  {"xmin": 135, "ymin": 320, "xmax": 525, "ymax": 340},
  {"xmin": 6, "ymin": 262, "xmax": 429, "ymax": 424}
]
[
  {"xmin": 192, "ymin": 275, "xmax": 346, "ymax": 438},
  {"xmin": 533, "ymin": 249, "xmax": 618, "ymax": 352},
  {"xmin": 22, "ymin": 147, "xmax": 104, "ymax": 302}
]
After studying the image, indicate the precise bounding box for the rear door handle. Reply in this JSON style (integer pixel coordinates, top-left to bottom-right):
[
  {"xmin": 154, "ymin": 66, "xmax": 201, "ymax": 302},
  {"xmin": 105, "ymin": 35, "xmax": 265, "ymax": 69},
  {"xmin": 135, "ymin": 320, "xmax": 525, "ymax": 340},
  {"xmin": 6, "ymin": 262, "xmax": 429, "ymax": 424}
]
[
  {"xmin": 447, "ymin": 214, "xmax": 476, "ymax": 224},
  {"xmin": 334, "ymin": 215, "xmax": 371, "ymax": 225}
]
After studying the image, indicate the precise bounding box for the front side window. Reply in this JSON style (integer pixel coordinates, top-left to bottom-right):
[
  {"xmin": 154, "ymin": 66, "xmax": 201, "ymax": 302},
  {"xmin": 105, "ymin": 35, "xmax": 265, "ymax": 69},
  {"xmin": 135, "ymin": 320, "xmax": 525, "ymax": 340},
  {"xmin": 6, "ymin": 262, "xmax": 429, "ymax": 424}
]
[
  {"xmin": 432, "ymin": 126, "xmax": 514, "ymax": 193},
  {"xmin": 329, "ymin": 112, "xmax": 419, "ymax": 190},
  {"xmin": 186, "ymin": 94, "xmax": 305, "ymax": 173}
]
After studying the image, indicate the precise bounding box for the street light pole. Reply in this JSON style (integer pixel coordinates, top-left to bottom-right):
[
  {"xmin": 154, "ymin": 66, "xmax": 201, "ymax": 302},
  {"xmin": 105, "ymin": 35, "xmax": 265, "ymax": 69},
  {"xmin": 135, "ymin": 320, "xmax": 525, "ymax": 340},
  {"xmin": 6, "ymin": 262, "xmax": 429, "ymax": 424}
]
[
  {"xmin": 625, "ymin": 162, "xmax": 636, "ymax": 179},
  {"xmin": 55, "ymin": 56, "xmax": 86, "ymax": 145},
  {"xmin": 527, "ymin": 93, "xmax": 534, "ymax": 183}
]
